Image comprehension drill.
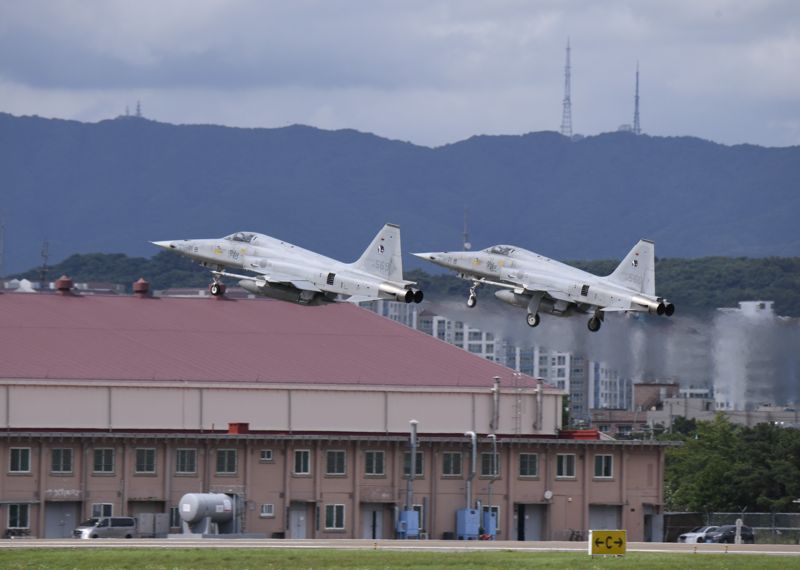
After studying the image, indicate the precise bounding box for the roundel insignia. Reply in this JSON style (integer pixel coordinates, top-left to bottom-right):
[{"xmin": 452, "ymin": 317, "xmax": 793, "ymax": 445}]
[{"xmin": 378, "ymin": 245, "xmax": 385, "ymax": 254}]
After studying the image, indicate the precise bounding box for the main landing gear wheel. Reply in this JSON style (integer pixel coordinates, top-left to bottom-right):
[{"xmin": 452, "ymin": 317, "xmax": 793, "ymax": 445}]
[
  {"xmin": 467, "ymin": 294, "xmax": 477, "ymax": 308},
  {"xmin": 526, "ymin": 313, "xmax": 540, "ymax": 327},
  {"xmin": 587, "ymin": 317, "xmax": 602, "ymax": 332},
  {"xmin": 209, "ymin": 282, "xmax": 226, "ymax": 297}
]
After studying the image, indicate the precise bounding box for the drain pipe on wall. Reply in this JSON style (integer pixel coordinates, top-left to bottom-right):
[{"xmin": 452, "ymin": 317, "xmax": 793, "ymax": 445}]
[
  {"xmin": 407, "ymin": 420, "xmax": 418, "ymax": 510},
  {"xmin": 464, "ymin": 430, "xmax": 477, "ymax": 509},
  {"xmin": 490, "ymin": 376, "xmax": 500, "ymax": 432}
]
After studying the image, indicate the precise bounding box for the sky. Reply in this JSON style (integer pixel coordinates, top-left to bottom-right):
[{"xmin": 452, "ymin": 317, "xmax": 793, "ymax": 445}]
[{"xmin": 0, "ymin": 0, "xmax": 798, "ymax": 147}]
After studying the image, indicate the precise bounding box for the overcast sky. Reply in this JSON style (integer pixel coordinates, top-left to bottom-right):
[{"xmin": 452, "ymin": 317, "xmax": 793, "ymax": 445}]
[{"xmin": 1, "ymin": 0, "xmax": 798, "ymax": 147}]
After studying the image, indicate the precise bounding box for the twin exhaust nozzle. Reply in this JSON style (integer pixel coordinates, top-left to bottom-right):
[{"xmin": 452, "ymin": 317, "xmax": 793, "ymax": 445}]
[{"xmin": 380, "ymin": 284, "xmax": 424, "ymax": 304}]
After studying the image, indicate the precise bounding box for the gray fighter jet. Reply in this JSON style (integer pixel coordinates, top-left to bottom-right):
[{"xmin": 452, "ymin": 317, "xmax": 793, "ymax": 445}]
[
  {"xmin": 413, "ymin": 240, "xmax": 673, "ymax": 332},
  {"xmin": 152, "ymin": 223, "xmax": 423, "ymax": 305}
]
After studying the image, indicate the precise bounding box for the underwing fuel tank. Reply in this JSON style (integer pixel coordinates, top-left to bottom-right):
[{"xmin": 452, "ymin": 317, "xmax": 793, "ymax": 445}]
[
  {"xmin": 494, "ymin": 290, "xmax": 530, "ymax": 308},
  {"xmin": 238, "ymin": 280, "xmax": 326, "ymax": 305}
]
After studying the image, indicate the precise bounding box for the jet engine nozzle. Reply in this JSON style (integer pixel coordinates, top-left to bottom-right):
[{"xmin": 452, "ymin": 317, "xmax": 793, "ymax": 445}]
[
  {"xmin": 379, "ymin": 283, "xmax": 418, "ymax": 303},
  {"xmin": 664, "ymin": 302, "xmax": 675, "ymax": 317},
  {"xmin": 413, "ymin": 289, "xmax": 424, "ymax": 304},
  {"xmin": 632, "ymin": 295, "xmax": 666, "ymax": 316}
]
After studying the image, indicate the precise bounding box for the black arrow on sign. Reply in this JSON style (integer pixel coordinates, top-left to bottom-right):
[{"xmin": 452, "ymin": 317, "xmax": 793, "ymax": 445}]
[
  {"xmin": 595, "ymin": 538, "xmax": 604, "ymax": 547},
  {"xmin": 614, "ymin": 538, "xmax": 623, "ymax": 547}
]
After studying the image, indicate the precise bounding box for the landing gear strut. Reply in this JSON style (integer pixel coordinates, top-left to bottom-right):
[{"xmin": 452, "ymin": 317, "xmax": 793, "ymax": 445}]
[
  {"xmin": 466, "ymin": 282, "xmax": 480, "ymax": 308},
  {"xmin": 526, "ymin": 313, "xmax": 540, "ymax": 327}
]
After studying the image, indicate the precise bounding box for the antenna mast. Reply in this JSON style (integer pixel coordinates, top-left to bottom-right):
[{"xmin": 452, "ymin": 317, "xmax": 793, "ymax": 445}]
[
  {"xmin": 560, "ymin": 39, "xmax": 573, "ymax": 138},
  {"xmin": 40, "ymin": 239, "xmax": 49, "ymax": 289},
  {"xmin": 633, "ymin": 61, "xmax": 641, "ymax": 135},
  {"xmin": 0, "ymin": 218, "xmax": 5, "ymax": 279}
]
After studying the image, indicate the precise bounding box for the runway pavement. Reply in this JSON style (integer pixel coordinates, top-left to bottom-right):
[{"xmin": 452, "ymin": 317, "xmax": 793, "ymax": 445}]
[{"xmin": 1, "ymin": 538, "xmax": 800, "ymax": 556}]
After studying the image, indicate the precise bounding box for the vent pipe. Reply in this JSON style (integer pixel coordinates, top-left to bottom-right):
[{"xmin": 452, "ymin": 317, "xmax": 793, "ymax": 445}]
[
  {"xmin": 490, "ymin": 376, "xmax": 500, "ymax": 431},
  {"xmin": 536, "ymin": 379, "xmax": 544, "ymax": 432},
  {"xmin": 406, "ymin": 420, "xmax": 418, "ymax": 509},
  {"xmin": 464, "ymin": 430, "xmax": 476, "ymax": 509}
]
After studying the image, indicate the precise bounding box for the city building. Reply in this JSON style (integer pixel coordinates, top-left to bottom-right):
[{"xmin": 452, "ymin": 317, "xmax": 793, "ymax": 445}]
[{"xmin": 0, "ymin": 282, "xmax": 668, "ymax": 541}]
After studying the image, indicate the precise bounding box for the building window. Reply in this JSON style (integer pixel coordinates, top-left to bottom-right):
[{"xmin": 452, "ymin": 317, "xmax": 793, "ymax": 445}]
[
  {"xmin": 442, "ymin": 452, "xmax": 462, "ymax": 476},
  {"xmin": 519, "ymin": 453, "xmax": 538, "ymax": 477},
  {"xmin": 294, "ymin": 449, "xmax": 311, "ymax": 475},
  {"xmin": 8, "ymin": 504, "xmax": 29, "ymax": 529},
  {"xmin": 481, "ymin": 452, "xmax": 499, "ymax": 477},
  {"xmin": 556, "ymin": 454, "xmax": 576, "ymax": 478},
  {"xmin": 557, "ymin": 368, "xmax": 566, "ymax": 378},
  {"xmin": 557, "ymin": 356, "xmax": 566, "ymax": 366},
  {"xmin": 364, "ymin": 451, "xmax": 384, "ymax": 476},
  {"xmin": 594, "ymin": 454, "xmax": 613, "ymax": 479},
  {"xmin": 135, "ymin": 448, "xmax": 156, "ymax": 474},
  {"xmin": 324, "ymin": 504, "xmax": 345, "ymax": 530},
  {"xmin": 92, "ymin": 503, "xmax": 113, "ymax": 517},
  {"xmin": 538, "ymin": 356, "xmax": 548, "ymax": 366},
  {"xmin": 325, "ymin": 450, "xmax": 346, "ymax": 475},
  {"xmin": 481, "ymin": 505, "xmax": 501, "ymax": 532},
  {"xmin": 9, "ymin": 448, "xmax": 31, "ymax": 473},
  {"xmin": 93, "ymin": 448, "xmax": 114, "ymax": 473},
  {"xmin": 540, "ymin": 368, "xmax": 549, "ymax": 377},
  {"xmin": 413, "ymin": 503, "xmax": 426, "ymax": 532},
  {"xmin": 403, "ymin": 452, "xmax": 424, "ymax": 477},
  {"xmin": 259, "ymin": 449, "xmax": 273, "ymax": 462},
  {"xmin": 260, "ymin": 504, "xmax": 275, "ymax": 518},
  {"xmin": 216, "ymin": 449, "xmax": 237, "ymax": 474},
  {"xmin": 51, "ymin": 448, "xmax": 73, "ymax": 474},
  {"xmin": 169, "ymin": 507, "xmax": 181, "ymax": 528},
  {"xmin": 176, "ymin": 449, "xmax": 196, "ymax": 474}
]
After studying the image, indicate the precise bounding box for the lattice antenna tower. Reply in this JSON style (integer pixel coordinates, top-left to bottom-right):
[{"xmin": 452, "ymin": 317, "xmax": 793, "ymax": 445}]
[
  {"xmin": 39, "ymin": 239, "xmax": 49, "ymax": 288},
  {"xmin": 633, "ymin": 61, "xmax": 641, "ymax": 135},
  {"xmin": 0, "ymin": 217, "xmax": 5, "ymax": 278},
  {"xmin": 136, "ymin": 100, "xmax": 142, "ymax": 118},
  {"xmin": 560, "ymin": 39, "xmax": 573, "ymax": 138}
]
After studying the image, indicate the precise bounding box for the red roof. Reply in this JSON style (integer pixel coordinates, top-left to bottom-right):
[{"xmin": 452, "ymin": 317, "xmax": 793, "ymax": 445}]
[{"xmin": 0, "ymin": 292, "xmax": 533, "ymax": 388}]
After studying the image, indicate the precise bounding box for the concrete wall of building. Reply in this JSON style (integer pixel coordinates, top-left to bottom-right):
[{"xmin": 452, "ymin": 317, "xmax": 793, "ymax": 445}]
[
  {"xmin": 0, "ymin": 381, "xmax": 562, "ymax": 436},
  {"xmin": 0, "ymin": 436, "xmax": 666, "ymax": 541}
]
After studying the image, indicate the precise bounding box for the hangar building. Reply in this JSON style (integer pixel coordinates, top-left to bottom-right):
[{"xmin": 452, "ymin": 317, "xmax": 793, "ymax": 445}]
[{"xmin": 0, "ymin": 280, "xmax": 667, "ymax": 540}]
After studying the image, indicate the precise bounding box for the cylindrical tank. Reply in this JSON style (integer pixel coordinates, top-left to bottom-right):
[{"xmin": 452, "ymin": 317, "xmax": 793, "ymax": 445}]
[{"xmin": 179, "ymin": 493, "xmax": 233, "ymax": 524}]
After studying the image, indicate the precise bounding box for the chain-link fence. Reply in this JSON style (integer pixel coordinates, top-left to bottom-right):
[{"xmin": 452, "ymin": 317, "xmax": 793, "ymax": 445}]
[{"xmin": 666, "ymin": 512, "xmax": 800, "ymax": 544}]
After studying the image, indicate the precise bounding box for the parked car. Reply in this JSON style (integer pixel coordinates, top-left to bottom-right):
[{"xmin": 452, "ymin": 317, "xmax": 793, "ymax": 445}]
[
  {"xmin": 677, "ymin": 525, "xmax": 719, "ymax": 543},
  {"xmin": 704, "ymin": 524, "xmax": 755, "ymax": 544},
  {"xmin": 73, "ymin": 517, "xmax": 138, "ymax": 539}
]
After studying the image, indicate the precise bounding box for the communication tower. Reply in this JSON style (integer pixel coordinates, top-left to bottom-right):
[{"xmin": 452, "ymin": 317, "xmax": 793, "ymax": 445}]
[
  {"xmin": 39, "ymin": 239, "xmax": 49, "ymax": 288},
  {"xmin": 0, "ymin": 218, "xmax": 5, "ymax": 278},
  {"xmin": 136, "ymin": 100, "xmax": 142, "ymax": 118},
  {"xmin": 463, "ymin": 206, "xmax": 471, "ymax": 251},
  {"xmin": 560, "ymin": 39, "xmax": 573, "ymax": 138},
  {"xmin": 633, "ymin": 62, "xmax": 641, "ymax": 135}
]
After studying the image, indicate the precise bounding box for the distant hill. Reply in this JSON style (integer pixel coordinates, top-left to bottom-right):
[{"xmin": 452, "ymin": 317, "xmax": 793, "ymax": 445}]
[
  {"xmin": 1, "ymin": 112, "xmax": 798, "ymax": 274},
  {"xmin": 13, "ymin": 252, "xmax": 800, "ymax": 317}
]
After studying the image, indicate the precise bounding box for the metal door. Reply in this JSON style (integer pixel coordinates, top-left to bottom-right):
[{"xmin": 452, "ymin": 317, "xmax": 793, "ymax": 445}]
[
  {"xmin": 360, "ymin": 504, "xmax": 384, "ymax": 539},
  {"xmin": 44, "ymin": 502, "xmax": 80, "ymax": 538},
  {"xmin": 289, "ymin": 502, "xmax": 308, "ymax": 539},
  {"xmin": 516, "ymin": 503, "xmax": 545, "ymax": 540}
]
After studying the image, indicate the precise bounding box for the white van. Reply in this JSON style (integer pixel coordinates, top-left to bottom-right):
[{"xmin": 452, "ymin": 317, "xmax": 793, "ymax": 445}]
[{"xmin": 73, "ymin": 517, "xmax": 138, "ymax": 539}]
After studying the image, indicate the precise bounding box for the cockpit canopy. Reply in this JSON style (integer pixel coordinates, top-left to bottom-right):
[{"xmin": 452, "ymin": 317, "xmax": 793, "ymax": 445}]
[
  {"xmin": 484, "ymin": 245, "xmax": 516, "ymax": 256},
  {"xmin": 224, "ymin": 232, "xmax": 258, "ymax": 244}
]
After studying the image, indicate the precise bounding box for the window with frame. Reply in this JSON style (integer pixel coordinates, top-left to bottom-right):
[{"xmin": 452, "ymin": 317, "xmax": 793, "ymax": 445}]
[
  {"xmin": 9, "ymin": 448, "xmax": 31, "ymax": 473},
  {"xmin": 176, "ymin": 449, "xmax": 196, "ymax": 474},
  {"xmin": 51, "ymin": 448, "xmax": 73, "ymax": 474},
  {"xmin": 92, "ymin": 503, "xmax": 113, "ymax": 517},
  {"xmin": 480, "ymin": 452, "xmax": 499, "ymax": 477},
  {"xmin": 364, "ymin": 450, "xmax": 384, "ymax": 476},
  {"xmin": 594, "ymin": 454, "xmax": 613, "ymax": 478},
  {"xmin": 259, "ymin": 449, "xmax": 273, "ymax": 462},
  {"xmin": 260, "ymin": 503, "xmax": 275, "ymax": 518},
  {"xmin": 413, "ymin": 503, "xmax": 426, "ymax": 532},
  {"xmin": 216, "ymin": 449, "xmax": 237, "ymax": 474},
  {"xmin": 519, "ymin": 453, "xmax": 538, "ymax": 477},
  {"xmin": 325, "ymin": 450, "xmax": 346, "ymax": 475},
  {"xmin": 481, "ymin": 505, "xmax": 501, "ymax": 532},
  {"xmin": 135, "ymin": 448, "xmax": 156, "ymax": 473},
  {"xmin": 442, "ymin": 452, "xmax": 462, "ymax": 476},
  {"xmin": 324, "ymin": 504, "xmax": 345, "ymax": 530},
  {"xmin": 93, "ymin": 448, "xmax": 114, "ymax": 473},
  {"xmin": 8, "ymin": 504, "xmax": 29, "ymax": 529},
  {"xmin": 556, "ymin": 453, "xmax": 576, "ymax": 478},
  {"xmin": 169, "ymin": 506, "xmax": 181, "ymax": 528},
  {"xmin": 403, "ymin": 451, "xmax": 424, "ymax": 477},
  {"xmin": 294, "ymin": 449, "xmax": 311, "ymax": 475}
]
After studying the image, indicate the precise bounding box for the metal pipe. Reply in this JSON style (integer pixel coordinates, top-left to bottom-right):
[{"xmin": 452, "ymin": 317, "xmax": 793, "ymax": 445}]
[
  {"xmin": 406, "ymin": 420, "xmax": 418, "ymax": 509},
  {"xmin": 464, "ymin": 430, "xmax": 476, "ymax": 509},
  {"xmin": 490, "ymin": 376, "xmax": 500, "ymax": 432},
  {"xmin": 487, "ymin": 434, "xmax": 497, "ymax": 518}
]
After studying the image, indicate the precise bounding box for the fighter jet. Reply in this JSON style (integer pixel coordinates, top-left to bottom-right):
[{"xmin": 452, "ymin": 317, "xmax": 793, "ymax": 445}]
[
  {"xmin": 413, "ymin": 240, "xmax": 673, "ymax": 332},
  {"xmin": 152, "ymin": 223, "xmax": 423, "ymax": 306}
]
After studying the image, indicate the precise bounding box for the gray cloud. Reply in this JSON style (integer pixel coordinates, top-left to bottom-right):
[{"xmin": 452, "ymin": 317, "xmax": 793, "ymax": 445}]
[{"xmin": 0, "ymin": 0, "xmax": 798, "ymax": 146}]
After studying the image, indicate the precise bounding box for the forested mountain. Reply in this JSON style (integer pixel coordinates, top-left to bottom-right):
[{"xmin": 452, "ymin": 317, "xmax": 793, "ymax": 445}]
[
  {"xmin": 13, "ymin": 252, "xmax": 800, "ymax": 317},
  {"xmin": 1, "ymin": 112, "xmax": 798, "ymax": 276}
]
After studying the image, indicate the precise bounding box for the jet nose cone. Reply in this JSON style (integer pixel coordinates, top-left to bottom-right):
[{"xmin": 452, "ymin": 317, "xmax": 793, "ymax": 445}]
[
  {"xmin": 150, "ymin": 240, "xmax": 177, "ymax": 250},
  {"xmin": 412, "ymin": 252, "xmax": 441, "ymax": 261}
]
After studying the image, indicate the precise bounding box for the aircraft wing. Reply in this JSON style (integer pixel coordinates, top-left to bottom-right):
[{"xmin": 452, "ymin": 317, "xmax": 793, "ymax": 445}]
[{"xmin": 212, "ymin": 270, "xmax": 323, "ymax": 292}]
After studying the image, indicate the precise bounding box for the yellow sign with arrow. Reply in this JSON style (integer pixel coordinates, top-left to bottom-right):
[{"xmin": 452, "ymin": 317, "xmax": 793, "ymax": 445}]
[{"xmin": 588, "ymin": 530, "xmax": 626, "ymax": 556}]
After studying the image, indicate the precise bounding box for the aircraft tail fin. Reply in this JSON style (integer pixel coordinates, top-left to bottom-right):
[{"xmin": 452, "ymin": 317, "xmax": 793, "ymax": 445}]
[
  {"xmin": 351, "ymin": 223, "xmax": 404, "ymax": 282},
  {"xmin": 606, "ymin": 239, "xmax": 656, "ymax": 296}
]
